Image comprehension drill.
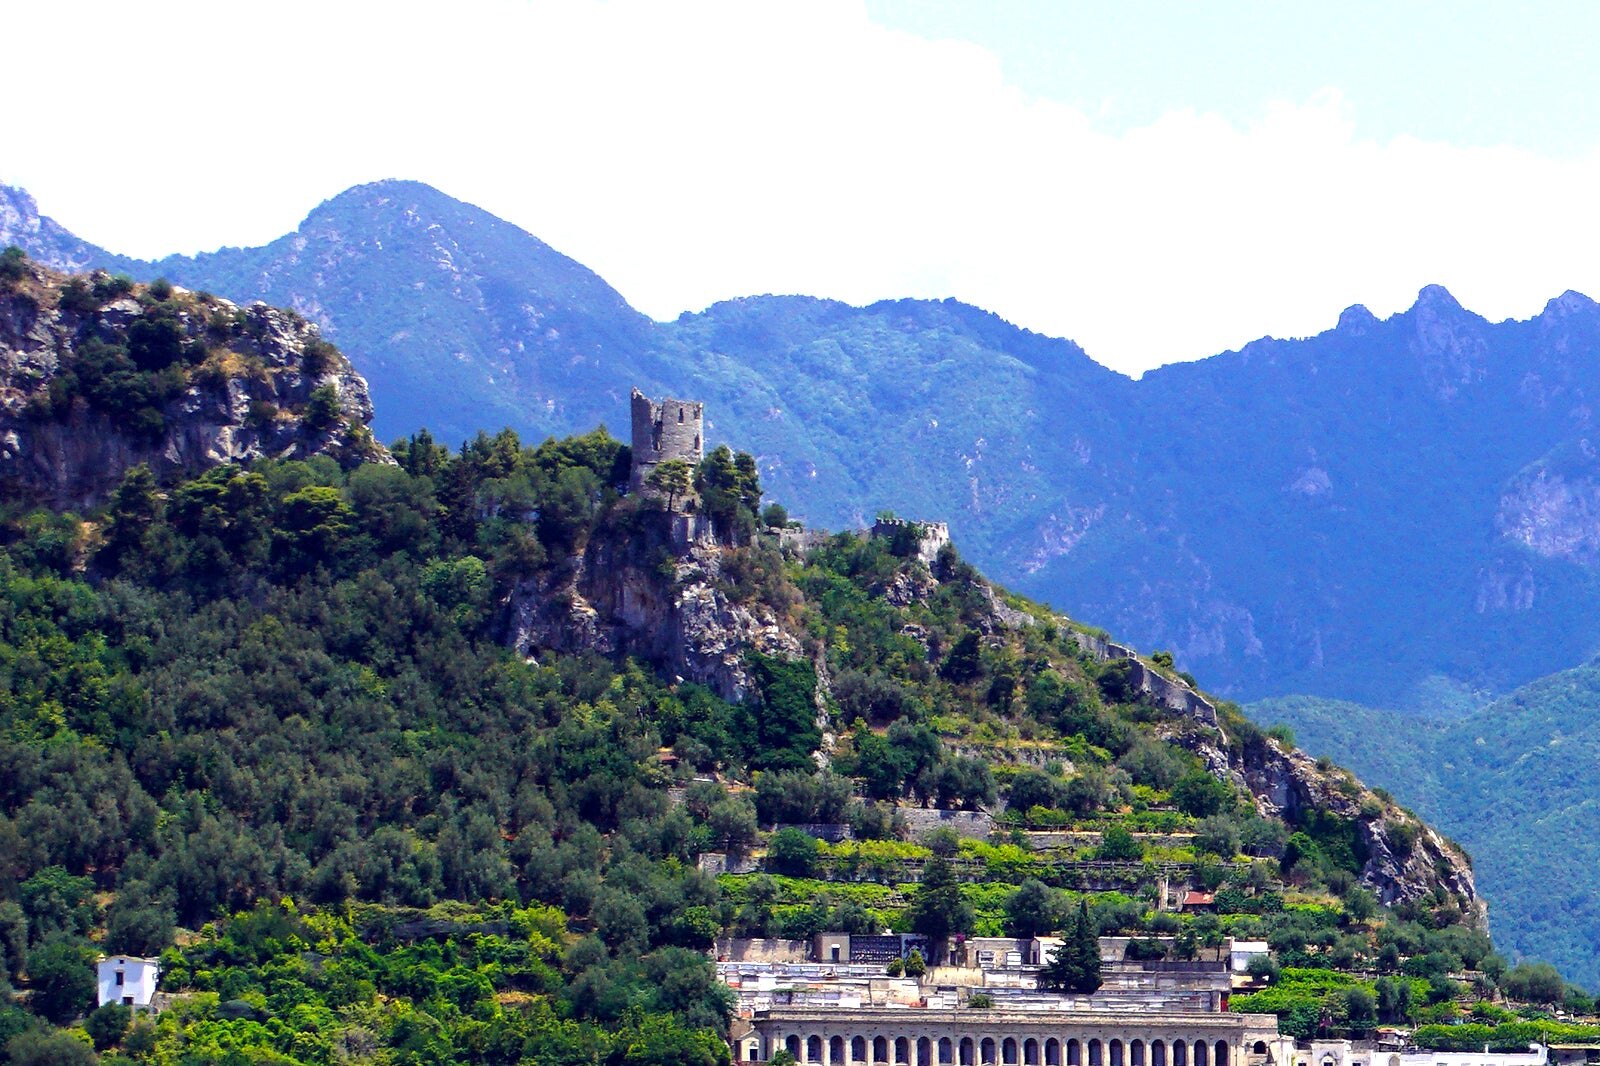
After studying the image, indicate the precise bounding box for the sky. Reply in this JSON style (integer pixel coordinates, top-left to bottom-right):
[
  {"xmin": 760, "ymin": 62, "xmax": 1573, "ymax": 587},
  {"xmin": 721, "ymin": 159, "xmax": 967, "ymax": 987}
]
[{"xmin": 6, "ymin": 0, "xmax": 1600, "ymax": 375}]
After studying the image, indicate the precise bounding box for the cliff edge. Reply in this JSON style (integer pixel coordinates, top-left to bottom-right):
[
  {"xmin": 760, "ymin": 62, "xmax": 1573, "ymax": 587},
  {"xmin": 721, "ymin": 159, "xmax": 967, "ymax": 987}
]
[{"xmin": 0, "ymin": 252, "xmax": 386, "ymax": 506}]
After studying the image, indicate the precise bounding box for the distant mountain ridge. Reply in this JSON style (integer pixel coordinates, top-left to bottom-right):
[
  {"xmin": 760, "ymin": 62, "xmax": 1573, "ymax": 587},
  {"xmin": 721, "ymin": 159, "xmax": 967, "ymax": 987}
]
[{"xmin": 6, "ymin": 179, "xmax": 1600, "ymax": 709}]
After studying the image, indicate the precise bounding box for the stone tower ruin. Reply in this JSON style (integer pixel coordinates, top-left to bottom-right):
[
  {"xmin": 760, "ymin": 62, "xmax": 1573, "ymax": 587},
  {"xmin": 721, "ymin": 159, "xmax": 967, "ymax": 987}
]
[{"xmin": 629, "ymin": 388, "xmax": 705, "ymax": 491}]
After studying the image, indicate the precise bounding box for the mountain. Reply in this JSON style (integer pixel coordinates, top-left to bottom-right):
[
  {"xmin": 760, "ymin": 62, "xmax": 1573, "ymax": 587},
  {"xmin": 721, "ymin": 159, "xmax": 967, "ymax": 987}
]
[
  {"xmin": 0, "ymin": 280, "xmax": 1513, "ymax": 1058},
  {"xmin": 1253, "ymin": 662, "xmax": 1600, "ymax": 985},
  {"xmin": 7, "ymin": 181, "xmax": 1600, "ymax": 713}
]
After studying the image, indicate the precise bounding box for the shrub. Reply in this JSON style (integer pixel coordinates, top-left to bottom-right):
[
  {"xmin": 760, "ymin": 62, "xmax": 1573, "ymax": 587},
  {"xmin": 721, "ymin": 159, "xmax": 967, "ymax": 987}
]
[
  {"xmin": 767, "ymin": 828, "xmax": 820, "ymax": 877},
  {"xmin": 0, "ymin": 246, "xmax": 26, "ymax": 284},
  {"xmin": 304, "ymin": 384, "xmax": 342, "ymax": 430},
  {"xmin": 303, "ymin": 337, "xmax": 339, "ymax": 376}
]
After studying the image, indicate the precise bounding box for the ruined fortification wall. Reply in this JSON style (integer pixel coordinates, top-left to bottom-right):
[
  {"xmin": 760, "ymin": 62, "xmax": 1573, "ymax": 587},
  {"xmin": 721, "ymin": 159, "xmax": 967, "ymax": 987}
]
[
  {"xmin": 630, "ymin": 388, "xmax": 704, "ymax": 490},
  {"xmin": 1069, "ymin": 631, "xmax": 1218, "ymax": 727},
  {"xmin": 869, "ymin": 517, "xmax": 951, "ymax": 567}
]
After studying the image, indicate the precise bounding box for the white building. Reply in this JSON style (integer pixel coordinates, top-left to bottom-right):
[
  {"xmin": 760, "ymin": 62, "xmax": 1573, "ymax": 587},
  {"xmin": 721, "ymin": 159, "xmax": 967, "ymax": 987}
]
[
  {"xmin": 97, "ymin": 956, "xmax": 160, "ymax": 1009},
  {"xmin": 1229, "ymin": 942, "xmax": 1269, "ymax": 973}
]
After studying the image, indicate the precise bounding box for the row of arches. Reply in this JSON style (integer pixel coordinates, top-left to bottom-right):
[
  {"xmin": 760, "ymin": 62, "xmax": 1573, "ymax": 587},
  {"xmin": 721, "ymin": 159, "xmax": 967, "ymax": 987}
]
[{"xmin": 776, "ymin": 1035, "xmax": 1234, "ymax": 1066}]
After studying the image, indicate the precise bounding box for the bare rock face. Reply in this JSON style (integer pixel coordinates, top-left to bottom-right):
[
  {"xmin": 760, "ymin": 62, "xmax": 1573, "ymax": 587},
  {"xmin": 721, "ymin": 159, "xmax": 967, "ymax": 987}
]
[
  {"xmin": 1190, "ymin": 724, "xmax": 1484, "ymax": 927},
  {"xmin": 0, "ymin": 261, "xmax": 386, "ymax": 507},
  {"xmin": 504, "ymin": 509, "xmax": 804, "ymax": 702},
  {"xmin": 1496, "ymin": 461, "xmax": 1600, "ymax": 566},
  {"xmin": 1067, "ymin": 620, "xmax": 1482, "ymax": 925}
]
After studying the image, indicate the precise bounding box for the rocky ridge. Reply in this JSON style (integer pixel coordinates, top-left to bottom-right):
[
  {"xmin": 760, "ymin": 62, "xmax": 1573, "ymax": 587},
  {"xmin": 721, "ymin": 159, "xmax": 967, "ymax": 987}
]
[{"xmin": 0, "ymin": 256, "xmax": 386, "ymax": 506}]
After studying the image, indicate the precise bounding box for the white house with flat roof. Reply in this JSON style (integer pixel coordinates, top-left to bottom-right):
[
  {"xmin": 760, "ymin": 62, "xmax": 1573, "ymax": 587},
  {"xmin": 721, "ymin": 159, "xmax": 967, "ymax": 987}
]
[{"xmin": 97, "ymin": 956, "xmax": 160, "ymax": 1009}]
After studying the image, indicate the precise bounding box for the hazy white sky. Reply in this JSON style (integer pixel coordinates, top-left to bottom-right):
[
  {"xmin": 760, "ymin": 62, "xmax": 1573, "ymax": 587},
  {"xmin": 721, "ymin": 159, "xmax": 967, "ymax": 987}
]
[{"xmin": 7, "ymin": 0, "xmax": 1600, "ymax": 375}]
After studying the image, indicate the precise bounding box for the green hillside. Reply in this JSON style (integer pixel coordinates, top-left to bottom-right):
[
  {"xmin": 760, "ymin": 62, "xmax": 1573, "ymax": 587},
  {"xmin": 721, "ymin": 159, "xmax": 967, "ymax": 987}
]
[
  {"xmin": 0, "ymin": 265, "xmax": 1590, "ymax": 1064},
  {"xmin": 1254, "ymin": 664, "xmax": 1600, "ymax": 986}
]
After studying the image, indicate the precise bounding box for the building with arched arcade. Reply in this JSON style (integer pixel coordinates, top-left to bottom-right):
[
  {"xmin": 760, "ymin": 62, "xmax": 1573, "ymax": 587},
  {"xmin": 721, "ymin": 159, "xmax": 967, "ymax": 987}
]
[{"xmin": 736, "ymin": 1007, "xmax": 1290, "ymax": 1066}]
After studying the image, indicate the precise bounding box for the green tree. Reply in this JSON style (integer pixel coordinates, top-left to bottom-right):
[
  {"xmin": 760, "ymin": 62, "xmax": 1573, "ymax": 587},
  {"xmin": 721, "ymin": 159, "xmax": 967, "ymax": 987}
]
[
  {"xmin": 1502, "ymin": 961, "xmax": 1566, "ymax": 1005},
  {"xmin": 646, "ymin": 458, "xmax": 694, "ymax": 511},
  {"xmin": 4, "ymin": 1029, "xmax": 98, "ymax": 1066},
  {"xmin": 907, "ymin": 855, "xmax": 973, "ymax": 960},
  {"xmin": 766, "ymin": 829, "xmax": 820, "ymax": 877},
  {"xmin": 26, "ymin": 938, "xmax": 97, "ymax": 1024},
  {"xmin": 304, "ymin": 384, "xmax": 343, "ymax": 430},
  {"xmin": 1096, "ymin": 826, "xmax": 1143, "ymax": 862},
  {"xmin": 0, "ymin": 246, "xmax": 27, "ymax": 284},
  {"xmin": 1345, "ymin": 987, "xmax": 1378, "ymax": 1032},
  {"xmin": 1040, "ymin": 899, "xmax": 1101, "ymax": 993},
  {"xmin": 85, "ymin": 1002, "xmax": 131, "ymax": 1050},
  {"xmin": 1172, "ymin": 772, "xmax": 1232, "ymax": 817},
  {"xmin": 1004, "ymin": 879, "xmax": 1060, "ymax": 938}
]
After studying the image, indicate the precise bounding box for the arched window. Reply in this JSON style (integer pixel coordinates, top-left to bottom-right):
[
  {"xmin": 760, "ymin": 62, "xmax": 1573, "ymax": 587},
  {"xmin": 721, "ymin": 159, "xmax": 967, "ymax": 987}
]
[
  {"xmin": 876, "ymin": 1038, "xmax": 890, "ymax": 1064},
  {"xmin": 1004, "ymin": 1039, "xmax": 1019, "ymax": 1065},
  {"xmin": 1045, "ymin": 1039, "xmax": 1061, "ymax": 1066},
  {"xmin": 1026, "ymin": 1040, "xmax": 1041, "ymax": 1066},
  {"xmin": 961, "ymin": 1038, "xmax": 975, "ymax": 1066},
  {"xmin": 808, "ymin": 1037, "xmax": 823, "ymax": 1063},
  {"xmin": 898, "ymin": 1038, "xmax": 911, "ymax": 1063},
  {"xmin": 1195, "ymin": 1041, "xmax": 1209, "ymax": 1066},
  {"xmin": 982, "ymin": 1039, "xmax": 997, "ymax": 1065},
  {"xmin": 1068, "ymin": 1041, "xmax": 1082, "ymax": 1066},
  {"xmin": 1216, "ymin": 1044, "xmax": 1229, "ymax": 1066},
  {"xmin": 1174, "ymin": 1043, "xmax": 1186, "ymax": 1066},
  {"xmin": 1090, "ymin": 1041, "xmax": 1103, "ymax": 1066},
  {"xmin": 1152, "ymin": 1040, "xmax": 1167, "ymax": 1066},
  {"xmin": 1111, "ymin": 1040, "xmax": 1125, "ymax": 1066},
  {"xmin": 853, "ymin": 1038, "xmax": 867, "ymax": 1063},
  {"xmin": 939, "ymin": 1039, "xmax": 954, "ymax": 1065},
  {"xmin": 1131, "ymin": 1041, "xmax": 1146, "ymax": 1066}
]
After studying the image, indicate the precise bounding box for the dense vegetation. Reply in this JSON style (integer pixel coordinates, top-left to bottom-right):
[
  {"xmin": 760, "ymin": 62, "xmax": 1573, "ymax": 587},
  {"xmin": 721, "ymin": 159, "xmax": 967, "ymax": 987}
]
[{"xmin": 0, "ymin": 395, "xmax": 1586, "ymax": 1062}]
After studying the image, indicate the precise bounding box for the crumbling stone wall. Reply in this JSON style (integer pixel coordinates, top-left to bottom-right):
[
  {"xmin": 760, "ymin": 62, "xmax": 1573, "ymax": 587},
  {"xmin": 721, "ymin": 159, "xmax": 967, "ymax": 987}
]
[
  {"xmin": 630, "ymin": 387, "xmax": 705, "ymax": 490},
  {"xmin": 869, "ymin": 517, "xmax": 951, "ymax": 566},
  {"xmin": 1069, "ymin": 632, "xmax": 1218, "ymax": 727}
]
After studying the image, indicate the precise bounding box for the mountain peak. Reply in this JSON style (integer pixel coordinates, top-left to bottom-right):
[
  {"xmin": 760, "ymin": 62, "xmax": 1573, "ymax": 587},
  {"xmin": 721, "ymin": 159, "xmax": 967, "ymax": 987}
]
[
  {"xmin": 0, "ymin": 182, "xmax": 134, "ymax": 274},
  {"xmin": 1412, "ymin": 283, "xmax": 1463, "ymax": 313},
  {"xmin": 1336, "ymin": 303, "xmax": 1377, "ymax": 333},
  {"xmin": 1542, "ymin": 289, "xmax": 1598, "ymax": 318}
]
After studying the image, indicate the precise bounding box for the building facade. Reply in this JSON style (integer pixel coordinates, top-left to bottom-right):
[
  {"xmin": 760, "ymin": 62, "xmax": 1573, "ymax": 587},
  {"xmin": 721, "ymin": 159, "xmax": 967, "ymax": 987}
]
[
  {"xmin": 97, "ymin": 955, "xmax": 160, "ymax": 1009},
  {"xmin": 740, "ymin": 1007, "xmax": 1285, "ymax": 1066}
]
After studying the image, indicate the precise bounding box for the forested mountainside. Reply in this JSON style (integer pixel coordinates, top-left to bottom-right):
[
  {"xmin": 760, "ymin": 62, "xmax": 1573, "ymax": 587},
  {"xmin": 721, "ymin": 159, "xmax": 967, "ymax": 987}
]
[
  {"xmin": 6, "ymin": 182, "xmax": 1600, "ymax": 712},
  {"xmin": 4, "ymin": 265, "xmax": 1584, "ymax": 1065},
  {"xmin": 1253, "ymin": 661, "xmax": 1600, "ymax": 987}
]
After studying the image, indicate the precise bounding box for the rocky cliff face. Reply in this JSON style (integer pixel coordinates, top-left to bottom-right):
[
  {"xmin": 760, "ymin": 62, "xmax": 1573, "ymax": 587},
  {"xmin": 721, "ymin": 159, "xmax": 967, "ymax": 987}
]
[
  {"xmin": 504, "ymin": 508, "xmax": 805, "ymax": 702},
  {"xmin": 0, "ymin": 258, "xmax": 385, "ymax": 507},
  {"xmin": 1062, "ymin": 619, "xmax": 1480, "ymax": 920},
  {"xmin": 1172, "ymin": 709, "xmax": 1484, "ymax": 926}
]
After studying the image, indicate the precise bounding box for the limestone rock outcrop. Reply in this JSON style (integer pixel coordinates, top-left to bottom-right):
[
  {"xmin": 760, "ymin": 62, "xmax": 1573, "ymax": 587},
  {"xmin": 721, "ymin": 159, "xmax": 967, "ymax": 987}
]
[
  {"xmin": 1066, "ymin": 620, "xmax": 1481, "ymax": 924},
  {"xmin": 504, "ymin": 509, "xmax": 804, "ymax": 702},
  {"xmin": 0, "ymin": 260, "xmax": 386, "ymax": 507},
  {"xmin": 1225, "ymin": 732, "xmax": 1484, "ymax": 926}
]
